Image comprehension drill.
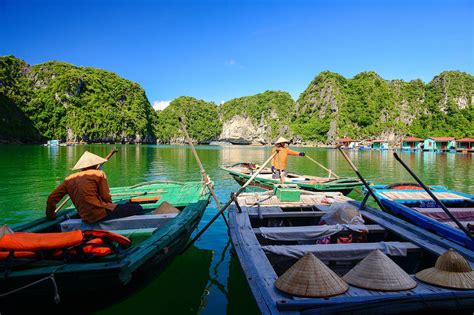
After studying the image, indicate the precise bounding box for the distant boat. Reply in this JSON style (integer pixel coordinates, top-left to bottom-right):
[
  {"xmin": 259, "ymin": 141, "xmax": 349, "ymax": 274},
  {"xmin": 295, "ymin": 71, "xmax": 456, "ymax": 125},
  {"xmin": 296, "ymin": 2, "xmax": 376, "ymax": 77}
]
[
  {"xmin": 371, "ymin": 183, "xmax": 474, "ymax": 250},
  {"xmin": 44, "ymin": 139, "xmax": 60, "ymax": 147},
  {"xmin": 222, "ymin": 162, "xmax": 363, "ymax": 195},
  {"xmin": 229, "ymin": 189, "xmax": 474, "ymax": 314}
]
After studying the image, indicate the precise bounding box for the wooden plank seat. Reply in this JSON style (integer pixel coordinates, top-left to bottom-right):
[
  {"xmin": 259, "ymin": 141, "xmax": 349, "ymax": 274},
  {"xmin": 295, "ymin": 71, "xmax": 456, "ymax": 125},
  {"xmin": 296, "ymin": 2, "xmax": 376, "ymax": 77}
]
[
  {"xmin": 253, "ymin": 224, "xmax": 385, "ymax": 241},
  {"xmin": 247, "ymin": 206, "xmax": 330, "ymax": 219},
  {"xmin": 60, "ymin": 213, "xmax": 178, "ymax": 232},
  {"xmin": 380, "ymin": 191, "xmax": 468, "ymax": 201},
  {"xmin": 412, "ymin": 207, "xmax": 474, "ymax": 221},
  {"xmin": 262, "ymin": 241, "xmax": 420, "ymax": 261}
]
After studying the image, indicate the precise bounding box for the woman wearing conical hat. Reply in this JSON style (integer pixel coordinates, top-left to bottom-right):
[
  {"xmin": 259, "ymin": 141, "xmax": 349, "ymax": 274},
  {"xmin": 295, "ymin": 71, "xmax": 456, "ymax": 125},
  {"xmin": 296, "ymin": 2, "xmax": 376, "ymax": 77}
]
[
  {"xmin": 46, "ymin": 151, "xmax": 144, "ymax": 224},
  {"xmin": 271, "ymin": 137, "xmax": 305, "ymax": 184}
]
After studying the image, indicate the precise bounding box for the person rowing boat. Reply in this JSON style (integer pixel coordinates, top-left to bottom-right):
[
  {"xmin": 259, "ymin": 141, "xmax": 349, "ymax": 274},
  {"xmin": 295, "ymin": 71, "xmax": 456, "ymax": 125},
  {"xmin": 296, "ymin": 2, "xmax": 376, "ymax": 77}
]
[
  {"xmin": 271, "ymin": 137, "xmax": 305, "ymax": 184},
  {"xmin": 46, "ymin": 151, "xmax": 144, "ymax": 224}
]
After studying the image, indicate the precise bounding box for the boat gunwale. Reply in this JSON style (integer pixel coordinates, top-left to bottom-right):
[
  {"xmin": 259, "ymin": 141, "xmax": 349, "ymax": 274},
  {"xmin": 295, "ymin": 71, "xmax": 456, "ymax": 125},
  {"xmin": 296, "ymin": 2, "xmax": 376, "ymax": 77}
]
[{"xmin": 228, "ymin": 193, "xmax": 474, "ymax": 314}]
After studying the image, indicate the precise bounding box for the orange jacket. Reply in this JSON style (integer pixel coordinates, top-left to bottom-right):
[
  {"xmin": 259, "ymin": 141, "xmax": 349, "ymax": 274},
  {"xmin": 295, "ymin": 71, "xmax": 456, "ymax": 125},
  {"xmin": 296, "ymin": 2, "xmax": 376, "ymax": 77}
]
[
  {"xmin": 46, "ymin": 169, "xmax": 113, "ymax": 224},
  {"xmin": 272, "ymin": 147, "xmax": 300, "ymax": 170}
]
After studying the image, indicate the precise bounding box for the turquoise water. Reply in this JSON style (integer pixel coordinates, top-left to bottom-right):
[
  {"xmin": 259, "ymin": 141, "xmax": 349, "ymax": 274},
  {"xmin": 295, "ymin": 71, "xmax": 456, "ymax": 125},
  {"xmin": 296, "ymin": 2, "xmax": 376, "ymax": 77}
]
[{"xmin": 0, "ymin": 145, "xmax": 472, "ymax": 314}]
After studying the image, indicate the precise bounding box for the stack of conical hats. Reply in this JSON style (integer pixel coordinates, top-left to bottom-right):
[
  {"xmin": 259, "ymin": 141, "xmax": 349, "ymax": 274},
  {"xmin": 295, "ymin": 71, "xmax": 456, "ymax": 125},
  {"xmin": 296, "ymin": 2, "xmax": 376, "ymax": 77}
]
[
  {"xmin": 275, "ymin": 253, "xmax": 349, "ymax": 297},
  {"xmin": 416, "ymin": 249, "xmax": 474, "ymax": 289},
  {"xmin": 72, "ymin": 151, "xmax": 108, "ymax": 170},
  {"xmin": 343, "ymin": 250, "xmax": 417, "ymax": 291}
]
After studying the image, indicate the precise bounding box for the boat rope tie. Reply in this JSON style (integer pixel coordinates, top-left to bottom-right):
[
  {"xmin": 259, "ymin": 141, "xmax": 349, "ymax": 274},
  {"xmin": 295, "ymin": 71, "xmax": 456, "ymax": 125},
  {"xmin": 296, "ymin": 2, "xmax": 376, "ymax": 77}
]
[{"xmin": 0, "ymin": 272, "xmax": 60, "ymax": 303}]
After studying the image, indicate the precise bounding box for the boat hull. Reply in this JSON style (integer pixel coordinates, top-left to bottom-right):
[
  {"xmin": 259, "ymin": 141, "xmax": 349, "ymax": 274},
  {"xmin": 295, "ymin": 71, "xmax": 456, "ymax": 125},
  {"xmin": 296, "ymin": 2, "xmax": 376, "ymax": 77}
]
[{"xmin": 0, "ymin": 181, "xmax": 210, "ymax": 305}]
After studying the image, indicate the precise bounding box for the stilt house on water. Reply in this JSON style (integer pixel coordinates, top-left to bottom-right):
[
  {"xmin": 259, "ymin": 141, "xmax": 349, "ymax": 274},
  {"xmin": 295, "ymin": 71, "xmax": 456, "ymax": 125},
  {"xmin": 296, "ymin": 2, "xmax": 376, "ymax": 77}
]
[
  {"xmin": 371, "ymin": 140, "xmax": 389, "ymax": 150},
  {"xmin": 337, "ymin": 137, "xmax": 357, "ymax": 149},
  {"xmin": 456, "ymin": 138, "xmax": 474, "ymax": 152},
  {"xmin": 423, "ymin": 137, "xmax": 456, "ymax": 151},
  {"xmin": 401, "ymin": 137, "xmax": 423, "ymax": 150}
]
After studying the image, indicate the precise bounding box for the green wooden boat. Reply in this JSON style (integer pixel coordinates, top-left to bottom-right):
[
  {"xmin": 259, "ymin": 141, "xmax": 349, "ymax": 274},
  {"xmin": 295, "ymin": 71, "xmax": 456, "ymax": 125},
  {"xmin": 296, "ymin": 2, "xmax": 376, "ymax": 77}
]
[
  {"xmin": 222, "ymin": 162, "xmax": 363, "ymax": 195},
  {"xmin": 0, "ymin": 180, "xmax": 211, "ymax": 303}
]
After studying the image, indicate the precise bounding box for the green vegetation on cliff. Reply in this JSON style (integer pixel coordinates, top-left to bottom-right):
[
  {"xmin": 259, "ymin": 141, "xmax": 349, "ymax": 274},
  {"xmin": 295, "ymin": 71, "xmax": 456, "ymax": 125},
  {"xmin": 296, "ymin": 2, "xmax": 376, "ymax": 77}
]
[
  {"xmin": 293, "ymin": 70, "xmax": 473, "ymax": 142},
  {"xmin": 0, "ymin": 56, "xmax": 156, "ymax": 143},
  {"xmin": 155, "ymin": 96, "xmax": 222, "ymax": 143},
  {"xmin": 1, "ymin": 55, "xmax": 472, "ymax": 144}
]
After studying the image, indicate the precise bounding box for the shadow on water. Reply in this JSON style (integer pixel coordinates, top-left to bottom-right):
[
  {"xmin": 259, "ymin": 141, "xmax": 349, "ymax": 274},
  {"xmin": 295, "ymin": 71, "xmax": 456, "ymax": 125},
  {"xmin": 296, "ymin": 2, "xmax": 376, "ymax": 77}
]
[{"xmin": 0, "ymin": 246, "xmax": 213, "ymax": 314}]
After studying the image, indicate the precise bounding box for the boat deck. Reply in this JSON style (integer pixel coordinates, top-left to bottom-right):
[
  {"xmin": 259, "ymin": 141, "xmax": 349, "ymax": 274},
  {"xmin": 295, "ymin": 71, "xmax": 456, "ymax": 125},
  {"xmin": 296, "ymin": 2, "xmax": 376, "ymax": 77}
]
[{"xmin": 229, "ymin": 190, "xmax": 474, "ymax": 314}]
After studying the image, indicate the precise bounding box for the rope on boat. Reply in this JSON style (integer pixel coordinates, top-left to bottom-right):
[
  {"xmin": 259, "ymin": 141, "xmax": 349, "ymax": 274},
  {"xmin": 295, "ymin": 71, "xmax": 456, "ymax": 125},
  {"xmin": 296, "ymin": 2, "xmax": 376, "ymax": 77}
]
[{"xmin": 0, "ymin": 272, "xmax": 60, "ymax": 303}]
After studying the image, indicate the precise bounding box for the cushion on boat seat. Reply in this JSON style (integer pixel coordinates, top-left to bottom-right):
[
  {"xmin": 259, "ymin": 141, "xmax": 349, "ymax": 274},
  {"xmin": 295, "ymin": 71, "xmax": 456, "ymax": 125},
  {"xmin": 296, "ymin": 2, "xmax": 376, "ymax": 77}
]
[
  {"xmin": 60, "ymin": 214, "xmax": 178, "ymax": 232},
  {"xmin": 262, "ymin": 241, "xmax": 419, "ymax": 261},
  {"xmin": 255, "ymin": 224, "xmax": 383, "ymax": 241},
  {"xmin": 412, "ymin": 207, "xmax": 474, "ymax": 222}
]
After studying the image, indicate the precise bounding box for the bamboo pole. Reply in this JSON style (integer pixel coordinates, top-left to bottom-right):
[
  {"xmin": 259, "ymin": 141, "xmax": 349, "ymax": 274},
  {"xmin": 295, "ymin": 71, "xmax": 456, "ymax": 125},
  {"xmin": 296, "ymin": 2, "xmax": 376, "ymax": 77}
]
[
  {"xmin": 337, "ymin": 147, "xmax": 388, "ymax": 213},
  {"xmin": 393, "ymin": 152, "xmax": 473, "ymax": 241},
  {"xmin": 53, "ymin": 148, "xmax": 118, "ymax": 214},
  {"xmin": 182, "ymin": 150, "xmax": 279, "ymax": 253},
  {"xmin": 305, "ymin": 155, "xmax": 339, "ymax": 178},
  {"xmin": 178, "ymin": 117, "xmax": 229, "ymax": 227}
]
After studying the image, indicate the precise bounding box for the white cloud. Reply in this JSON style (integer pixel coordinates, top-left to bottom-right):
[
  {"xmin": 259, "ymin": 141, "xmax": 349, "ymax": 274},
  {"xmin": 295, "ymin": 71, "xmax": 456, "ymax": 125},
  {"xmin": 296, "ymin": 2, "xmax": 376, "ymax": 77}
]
[{"xmin": 153, "ymin": 100, "xmax": 171, "ymax": 111}]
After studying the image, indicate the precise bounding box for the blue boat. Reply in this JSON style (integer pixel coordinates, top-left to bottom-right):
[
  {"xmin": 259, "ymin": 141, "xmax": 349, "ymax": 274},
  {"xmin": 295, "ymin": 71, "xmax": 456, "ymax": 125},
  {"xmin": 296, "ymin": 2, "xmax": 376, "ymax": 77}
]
[
  {"xmin": 371, "ymin": 183, "xmax": 474, "ymax": 250},
  {"xmin": 229, "ymin": 189, "xmax": 474, "ymax": 314}
]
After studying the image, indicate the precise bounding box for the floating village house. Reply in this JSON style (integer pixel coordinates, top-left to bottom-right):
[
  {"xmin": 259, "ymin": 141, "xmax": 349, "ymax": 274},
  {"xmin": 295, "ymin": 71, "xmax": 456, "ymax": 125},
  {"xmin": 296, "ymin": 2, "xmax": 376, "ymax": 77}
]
[
  {"xmin": 423, "ymin": 137, "xmax": 456, "ymax": 151},
  {"xmin": 456, "ymin": 138, "xmax": 474, "ymax": 152},
  {"xmin": 337, "ymin": 137, "xmax": 356, "ymax": 149},
  {"xmin": 371, "ymin": 140, "xmax": 389, "ymax": 150},
  {"xmin": 402, "ymin": 137, "xmax": 423, "ymax": 149}
]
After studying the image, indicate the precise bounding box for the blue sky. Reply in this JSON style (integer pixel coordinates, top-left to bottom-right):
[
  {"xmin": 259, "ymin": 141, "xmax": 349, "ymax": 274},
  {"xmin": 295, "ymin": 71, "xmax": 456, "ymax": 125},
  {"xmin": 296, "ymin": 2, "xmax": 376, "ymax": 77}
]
[{"xmin": 1, "ymin": 0, "xmax": 473, "ymax": 109}]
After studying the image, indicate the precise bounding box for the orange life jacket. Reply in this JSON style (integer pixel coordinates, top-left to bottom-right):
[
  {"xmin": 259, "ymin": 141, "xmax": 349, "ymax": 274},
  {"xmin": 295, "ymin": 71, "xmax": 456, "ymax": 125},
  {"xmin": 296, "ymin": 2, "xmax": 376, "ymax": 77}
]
[{"xmin": 0, "ymin": 230, "xmax": 131, "ymax": 261}]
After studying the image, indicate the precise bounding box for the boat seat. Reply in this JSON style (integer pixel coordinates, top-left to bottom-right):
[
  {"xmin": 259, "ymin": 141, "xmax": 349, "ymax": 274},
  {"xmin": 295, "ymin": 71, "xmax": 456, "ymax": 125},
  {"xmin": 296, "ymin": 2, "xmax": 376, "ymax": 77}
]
[
  {"xmin": 253, "ymin": 224, "xmax": 384, "ymax": 241},
  {"xmin": 60, "ymin": 214, "xmax": 178, "ymax": 232},
  {"xmin": 412, "ymin": 207, "xmax": 474, "ymax": 221},
  {"xmin": 248, "ymin": 208, "xmax": 329, "ymax": 218},
  {"xmin": 262, "ymin": 241, "xmax": 420, "ymax": 261}
]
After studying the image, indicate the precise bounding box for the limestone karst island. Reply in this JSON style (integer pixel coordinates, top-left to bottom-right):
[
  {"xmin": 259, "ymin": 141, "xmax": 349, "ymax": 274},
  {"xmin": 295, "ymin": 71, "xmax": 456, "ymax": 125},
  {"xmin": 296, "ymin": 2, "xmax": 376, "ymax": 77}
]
[{"xmin": 0, "ymin": 1, "xmax": 473, "ymax": 314}]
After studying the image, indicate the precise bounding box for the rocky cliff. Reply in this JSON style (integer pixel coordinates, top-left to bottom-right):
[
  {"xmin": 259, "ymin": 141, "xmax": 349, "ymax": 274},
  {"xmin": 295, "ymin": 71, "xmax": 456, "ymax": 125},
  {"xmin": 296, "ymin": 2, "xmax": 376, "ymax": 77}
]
[
  {"xmin": 0, "ymin": 56, "xmax": 157, "ymax": 143},
  {"xmin": 1, "ymin": 55, "xmax": 472, "ymax": 145}
]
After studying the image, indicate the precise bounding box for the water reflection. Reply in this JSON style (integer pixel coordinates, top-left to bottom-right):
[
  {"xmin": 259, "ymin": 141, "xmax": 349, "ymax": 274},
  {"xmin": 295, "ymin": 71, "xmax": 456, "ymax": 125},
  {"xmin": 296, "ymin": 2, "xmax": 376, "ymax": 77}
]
[{"xmin": 0, "ymin": 144, "xmax": 473, "ymax": 314}]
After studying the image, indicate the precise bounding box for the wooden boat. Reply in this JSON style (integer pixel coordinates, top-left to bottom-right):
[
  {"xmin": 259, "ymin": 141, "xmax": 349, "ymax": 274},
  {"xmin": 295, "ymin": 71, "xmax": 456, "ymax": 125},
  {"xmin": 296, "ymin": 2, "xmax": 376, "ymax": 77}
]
[
  {"xmin": 0, "ymin": 180, "xmax": 211, "ymax": 303},
  {"xmin": 222, "ymin": 163, "xmax": 363, "ymax": 195},
  {"xmin": 371, "ymin": 183, "xmax": 474, "ymax": 250},
  {"xmin": 228, "ymin": 189, "xmax": 474, "ymax": 314}
]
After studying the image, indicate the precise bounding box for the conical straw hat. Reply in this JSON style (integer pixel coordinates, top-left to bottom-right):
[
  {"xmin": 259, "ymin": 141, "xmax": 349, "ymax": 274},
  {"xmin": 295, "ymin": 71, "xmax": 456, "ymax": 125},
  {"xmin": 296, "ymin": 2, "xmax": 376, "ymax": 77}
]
[
  {"xmin": 72, "ymin": 151, "xmax": 108, "ymax": 170},
  {"xmin": 275, "ymin": 253, "xmax": 349, "ymax": 297},
  {"xmin": 415, "ymin": 249, "xmax": 474, "ymax": 289},
  {"xmin": 154, "ymin": 201, "xmax": 180, "ymax": 214},
  {"xmin": 0, "ymin": 224, "xmax": 13, "ymax": 239},
  {"xmin": 275, "ymin": 137, "xmax": 290, "ymax": 145},
  {"xmin": 343, "ymin": 250, "xmax": 417, "ymax": 291}
]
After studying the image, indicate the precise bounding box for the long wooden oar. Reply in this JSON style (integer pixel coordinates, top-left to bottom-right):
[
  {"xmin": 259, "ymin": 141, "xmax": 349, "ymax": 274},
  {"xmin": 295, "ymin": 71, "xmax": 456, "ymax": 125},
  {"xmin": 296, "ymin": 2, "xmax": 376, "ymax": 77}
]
[
  {"xmin": 53, "ymin": 148, "xmax": 118, "ymax": 214},
  {"xmin": 337, "ymin": 147, "xmax": 388, "ymax": 212},
  {"xmin": 305, "ymin": 155, "xmax": 339, "ymax": 178},
  {"xmin": 178, "ymin": 117, "xmax": 229, "ymax": 227},
  {"xmin": 182, "ymin": 150, "xmax": 279, "ymax": 253},
  {"xmin": 393, "ymin": 152, "xmax": 474, "ymax": 240}
]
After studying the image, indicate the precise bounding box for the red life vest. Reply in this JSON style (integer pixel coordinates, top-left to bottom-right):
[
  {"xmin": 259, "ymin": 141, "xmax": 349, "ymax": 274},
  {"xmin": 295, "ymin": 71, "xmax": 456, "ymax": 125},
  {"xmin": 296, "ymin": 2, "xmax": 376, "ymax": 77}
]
[{"xmin": 0, "ymin": 230, "xmax": 131, "ymax": 261}]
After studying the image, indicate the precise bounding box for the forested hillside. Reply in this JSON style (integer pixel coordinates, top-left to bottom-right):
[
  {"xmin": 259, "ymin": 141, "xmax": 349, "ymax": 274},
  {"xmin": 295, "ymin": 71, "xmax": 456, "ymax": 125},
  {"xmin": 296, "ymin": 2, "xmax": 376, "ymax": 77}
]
[
  {"xmin": 0, "ymin": 56, "xmax": 157, "ymax": 143},
  {"xmin": 1, "ymin": 56, "xmax": 472, "ymax": 144}
]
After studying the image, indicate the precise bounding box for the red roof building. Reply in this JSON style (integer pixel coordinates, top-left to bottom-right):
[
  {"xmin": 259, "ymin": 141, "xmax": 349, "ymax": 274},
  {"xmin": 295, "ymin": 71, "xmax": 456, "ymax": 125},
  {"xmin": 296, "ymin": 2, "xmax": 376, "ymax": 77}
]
[{"xmin": 402, "ymin": 137, "xmax": 423, "ymax": 141}]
